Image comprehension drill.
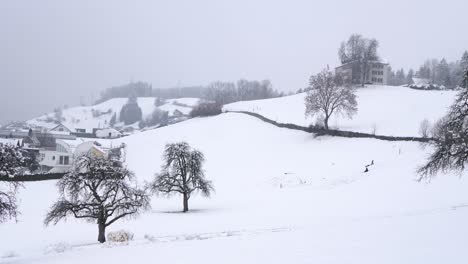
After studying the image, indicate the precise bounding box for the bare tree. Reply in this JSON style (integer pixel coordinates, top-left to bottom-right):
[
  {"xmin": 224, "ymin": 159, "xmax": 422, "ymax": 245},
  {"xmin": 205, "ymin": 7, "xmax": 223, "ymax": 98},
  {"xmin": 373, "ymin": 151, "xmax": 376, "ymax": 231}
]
[
  {"xmin": 0, "ymin": 181, "xmax": 20, "ymax": 223},
  {"xmin": 338, "ymin": 34, "xmax": 380, "ymax": 86},
  {"xmin": 0, "ymin": 143, "xmax": 36, "ymax": 222},
  {"xmin": 419, "ymin": 119, "xmax": 431, "ymax": 138},
  {"xmin": 305, "ymin": 67, "xmax": 358, "ymax": 130},
  {"xmin": 45, "ymin": 155, "xmax": 150, "ymax": 243},
  {"xmin": 418, "ymin": 88, "xmax": 468, "ymax": 180},
  {"xmin": 149, "ymin": 142, "xmax": 213, "ymax": 212}
]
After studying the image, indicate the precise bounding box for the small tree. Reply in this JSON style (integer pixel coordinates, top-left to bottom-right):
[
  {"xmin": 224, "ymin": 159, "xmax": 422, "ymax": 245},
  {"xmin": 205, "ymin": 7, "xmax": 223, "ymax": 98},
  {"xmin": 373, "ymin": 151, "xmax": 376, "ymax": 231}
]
[
  {"xmin": 149, "ymin": 142, "xmax": 213, "ymax": 212},
  {"xmin": 417, "ymin": 88, "xmax": 468, "ymax": 180},
  {"xmin": 419, "ymin": 119, "xmax": 431, "ymax": 138},
  {"xmin": 305, "ymin": 67, "xmax": 358, "ymax": 130},
  {"xmin": 45, "ymin": 155, "xmax": 150, "ymax": 243},
  {"xmin": 154, "ymin": 97, "xmax": 164, "ymax": 107},
  {"xmin": 109, "ymin": 113, "xmax": 117, "ymax": 127},
  {"xmin": 146, "ymin": 108, "xmax": 169, "ymax": 127}
]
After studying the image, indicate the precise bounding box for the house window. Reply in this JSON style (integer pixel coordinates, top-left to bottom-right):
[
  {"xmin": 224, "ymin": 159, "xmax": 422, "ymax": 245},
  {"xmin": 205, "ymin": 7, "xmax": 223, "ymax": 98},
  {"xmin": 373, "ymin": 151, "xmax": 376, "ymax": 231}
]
[{"xmin": 59, "ymin": 156, "xmax": 69, "ymax": 165}]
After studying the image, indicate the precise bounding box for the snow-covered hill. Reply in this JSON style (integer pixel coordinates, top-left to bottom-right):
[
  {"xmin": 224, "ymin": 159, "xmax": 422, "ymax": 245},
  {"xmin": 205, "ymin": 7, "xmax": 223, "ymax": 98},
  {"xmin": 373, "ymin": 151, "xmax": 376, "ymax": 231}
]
[
  {"xmin": 225, "ymin": 85, "xmax": 458, "ymax": 137},
  {"xmin": 1, "ymin": 112, "xmax": 468, "ymax": 263},
  {"xmin": 26, "ymin": 97, "xmax": 200, "ymax": 133}
]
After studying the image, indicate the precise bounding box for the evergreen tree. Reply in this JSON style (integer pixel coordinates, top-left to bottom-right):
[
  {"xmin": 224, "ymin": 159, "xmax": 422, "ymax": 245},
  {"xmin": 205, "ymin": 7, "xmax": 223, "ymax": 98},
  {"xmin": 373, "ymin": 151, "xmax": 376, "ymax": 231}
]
[
  {"xmin": 395, "ymin": 69, "xmax": 406, "ymax": 86},
  {"xmin": 119, "ymin": 95, "xmax": 143, "ymax": 125},
  {"xmin": 436, "ymin": 58, "xmax": 451, "ymax": 87},
  {"xmin": 418, "ymin": 87, "xmax": 468, "ymax": 179},
  {"xmin": 406, "ymin": 69, "xmax": 414, "ymax": 84},
  {"xmin": 462, "ymin": 67, "xmax": 468, "ymax": 89},
  {"xmin": 109, "ymin": 113, "xmax": 117, "ymax": 127}
]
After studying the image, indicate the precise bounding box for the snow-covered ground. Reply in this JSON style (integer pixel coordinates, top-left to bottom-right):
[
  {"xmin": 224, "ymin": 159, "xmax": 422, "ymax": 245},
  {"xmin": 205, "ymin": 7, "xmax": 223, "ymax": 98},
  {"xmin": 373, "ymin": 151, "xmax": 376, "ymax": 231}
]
[
  {"xmin": 27, "ymin": 97, "xmax": 200, "ymax": 133},
  {"xmin": 224, "ymin": 85, "xmax": 458, "ymax": 137},
  {"xmin": 1, "ymin": 112, "xmax": 468, "ymax": 263}
]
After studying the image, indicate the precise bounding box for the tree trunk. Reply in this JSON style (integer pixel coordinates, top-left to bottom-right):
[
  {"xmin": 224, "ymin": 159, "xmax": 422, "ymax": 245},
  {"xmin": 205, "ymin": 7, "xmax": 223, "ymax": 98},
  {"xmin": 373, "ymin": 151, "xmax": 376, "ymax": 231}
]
[
  {"xmin": 183, "ymin": 193, "xmax": 189, "ymax": 212},
  {"xmin": 324, "ymin": 115, "xmax": 329, "ymax": 130},
  {"xmin": 98, "ymin": 223, "xmax": 106, "ymax": 243}
]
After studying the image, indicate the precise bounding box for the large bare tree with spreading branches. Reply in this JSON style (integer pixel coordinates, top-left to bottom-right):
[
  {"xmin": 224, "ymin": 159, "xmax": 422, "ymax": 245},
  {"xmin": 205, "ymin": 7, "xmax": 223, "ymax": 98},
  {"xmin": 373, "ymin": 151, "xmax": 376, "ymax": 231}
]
[
  {"xmin": 149, "ymin": 142, "xmax": 213, "ymax": 212},
  {"xmin": 44, "ymin": 155, "xmax": 150, "ymax": 243},
  {"xmin": 418, "ymin": 79, "xmax": 468, "ymax": 180},
  {"xmin": 305, "ymin": 67, "xmax": 358, "ymax": 130}
]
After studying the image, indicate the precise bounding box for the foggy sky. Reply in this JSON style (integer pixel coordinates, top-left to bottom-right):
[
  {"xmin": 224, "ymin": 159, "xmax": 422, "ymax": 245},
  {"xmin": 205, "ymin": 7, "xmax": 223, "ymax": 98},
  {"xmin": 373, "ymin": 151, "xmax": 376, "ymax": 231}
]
[{"xmin": 1, "ymin": 0, "xmax": 467, "ymax": 125}]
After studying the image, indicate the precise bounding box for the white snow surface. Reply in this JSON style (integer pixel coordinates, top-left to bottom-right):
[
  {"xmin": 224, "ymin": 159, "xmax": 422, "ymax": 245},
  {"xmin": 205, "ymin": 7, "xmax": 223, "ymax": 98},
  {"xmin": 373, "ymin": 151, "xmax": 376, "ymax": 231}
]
[
  {"xmin": 1, "ymin": 111, "xmax": 468, "ymax": 263},
  {"xmin": 224, "ymin": 85, "xmax": 458, "ymax": 137},
  {"xmin": 27, "ymin": 97, "xmax": 199, "ymax": 133}
]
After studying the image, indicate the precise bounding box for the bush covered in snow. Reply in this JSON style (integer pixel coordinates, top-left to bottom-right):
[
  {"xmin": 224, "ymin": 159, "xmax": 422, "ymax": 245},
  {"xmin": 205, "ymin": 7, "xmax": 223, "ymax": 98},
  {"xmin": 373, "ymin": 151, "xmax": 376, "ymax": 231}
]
[
  {"xmin": 44, "ymin": 242, "xmax": 71, "ymax": 254},
  {"xmin": 107, "ymin": 230, "xmax": 134, "ymax": 243},
  {"xmin": 190, "ymin": 102, "xmax": 222, "ymax": 117}
]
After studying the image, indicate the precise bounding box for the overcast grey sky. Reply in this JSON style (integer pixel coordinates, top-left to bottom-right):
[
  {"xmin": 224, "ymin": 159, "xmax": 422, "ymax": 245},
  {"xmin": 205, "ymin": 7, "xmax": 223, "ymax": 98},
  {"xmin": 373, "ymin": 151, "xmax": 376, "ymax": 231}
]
[{"xmin": 1, "ymin": 0, "xmax": 467, "ymax": 124}]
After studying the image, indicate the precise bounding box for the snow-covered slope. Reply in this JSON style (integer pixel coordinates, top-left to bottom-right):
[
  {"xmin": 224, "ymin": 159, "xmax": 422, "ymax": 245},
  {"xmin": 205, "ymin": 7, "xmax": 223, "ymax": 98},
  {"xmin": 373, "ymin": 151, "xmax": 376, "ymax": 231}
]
[
  {"xmin": 27, "ymin": 97, "xmax": 200, "ymax": 133},
  {"xmin": 1, "ymin": 113, "xmax": 468, "ymax": 263},
  {"xmin": 224, "ymin": 85, "xmax": 458, "ymax": 137}
]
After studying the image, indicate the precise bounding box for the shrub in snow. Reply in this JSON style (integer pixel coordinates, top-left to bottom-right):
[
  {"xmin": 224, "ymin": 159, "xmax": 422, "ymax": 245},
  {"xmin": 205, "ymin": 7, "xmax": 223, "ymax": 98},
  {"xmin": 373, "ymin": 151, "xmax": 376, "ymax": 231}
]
[
  {"xmin": 145, "ymin": 108, "xmax": 169, "ymax": 127},
  {"xmin": 2, "ymin": 251, "xmax": 18, "ymax": 259},
  {"xmin": 107, "ymin": 230, "xmax": 134, "ymax": 243},
  {"xmin": 44, "ymin": 242, "xmax": 71, "ymax": 254},
  {"xmin": 190, "ymin": 102, "xmax": 222, "ymax": 117},
  {"xmin": 144, "ymin": 234, "xmax": 156, "ymax": 242},
  {"xmin": 419, "ymin": 119, "xmax": 431, "ymax": 138}
]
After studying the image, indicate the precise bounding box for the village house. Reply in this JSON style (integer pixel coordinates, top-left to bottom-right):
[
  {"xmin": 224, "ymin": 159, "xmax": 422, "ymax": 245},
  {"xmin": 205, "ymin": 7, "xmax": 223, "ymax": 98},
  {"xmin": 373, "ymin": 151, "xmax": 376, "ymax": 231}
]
[{"xmin": 335, "ymin": 60, "xmax": 389, "ymax": 85}]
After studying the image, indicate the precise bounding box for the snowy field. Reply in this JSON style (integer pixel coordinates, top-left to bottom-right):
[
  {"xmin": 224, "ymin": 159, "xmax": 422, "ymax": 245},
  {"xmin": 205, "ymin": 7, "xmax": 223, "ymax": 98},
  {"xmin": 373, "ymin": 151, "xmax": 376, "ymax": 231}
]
[
  {"xmin": 27, "ymin": 97, "xmax": 200, "ymax": 133},
  {"xmin": 1, "ymin": 113, "xmax": 468, "ymax": 263},
  {"xmin": 224, "ymin": 85, "xmax": 458, "ymax": 137}
]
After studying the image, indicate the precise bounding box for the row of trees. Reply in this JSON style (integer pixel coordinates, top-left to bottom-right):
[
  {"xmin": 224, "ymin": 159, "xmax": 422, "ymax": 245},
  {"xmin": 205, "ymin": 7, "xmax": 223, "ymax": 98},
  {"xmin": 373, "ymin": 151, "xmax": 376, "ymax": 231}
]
[
  {"xmin": 205, "ymin": 79, "xmax": 281, "ymax": 105},
  {"xmin": 97, "ymin": 80, "xmax": 280, "ymax": 105},
  {"xmin": 387, "ymin": 51, "xmax": 468, "ymax": 88},
  {"xmin": 0, "ymin": 141, "xmax": 213, "ymax": 243}
]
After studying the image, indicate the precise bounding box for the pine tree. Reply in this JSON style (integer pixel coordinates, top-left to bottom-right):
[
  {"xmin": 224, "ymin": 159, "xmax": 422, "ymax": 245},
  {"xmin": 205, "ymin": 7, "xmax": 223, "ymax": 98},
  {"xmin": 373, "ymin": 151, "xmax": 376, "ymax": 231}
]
[
  {"xmin": 406, "ymin": 69, "xmax": 414, "ymax": 84},
  {"xmin": 119, "ymin": 95, "xmax": 143, "ymax": 125},
  {"xmin": 109, "ymin": 113, "xmax": 117, "ymax": 127},
  {"xmin": 418, "ymin": 87, "xmax": 468, "ymax": 179},
  {"xmin": 436, "ymin": 58, "xmax": 451, "ymax": 87}
]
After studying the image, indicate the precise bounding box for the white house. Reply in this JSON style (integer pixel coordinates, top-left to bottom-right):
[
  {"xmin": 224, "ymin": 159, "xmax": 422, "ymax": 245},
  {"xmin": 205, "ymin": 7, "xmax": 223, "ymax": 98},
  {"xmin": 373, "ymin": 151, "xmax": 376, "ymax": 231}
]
[
  {"xmin": 74, "ymin": 141, "xmax": 107, "ymax": 158},
  {"xmin": 38, "ymin": 139, "xmax": 74, "ymax": 173},
  {"xmin": 95, "ymin": 128, "xmax": 121, "ymax": 139}
]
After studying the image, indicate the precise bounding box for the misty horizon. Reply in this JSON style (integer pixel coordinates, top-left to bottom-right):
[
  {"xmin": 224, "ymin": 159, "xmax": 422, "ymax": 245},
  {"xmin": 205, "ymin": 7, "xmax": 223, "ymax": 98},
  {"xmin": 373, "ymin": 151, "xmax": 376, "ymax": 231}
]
[{"xmin": 1, "ymin": 0, "xmax": 467, "ymax": 124}]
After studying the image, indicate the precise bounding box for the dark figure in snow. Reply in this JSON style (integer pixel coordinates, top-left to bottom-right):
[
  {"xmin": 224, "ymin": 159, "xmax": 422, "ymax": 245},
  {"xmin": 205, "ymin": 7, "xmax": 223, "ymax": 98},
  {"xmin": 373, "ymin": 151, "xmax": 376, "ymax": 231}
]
[
  {"xmin": 371, "ymin": 160, "xmax": 374, "ymax": 165},
  {"xmin": 364, "ymin": 167, "xmax": 369, "ymax": 173}
]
